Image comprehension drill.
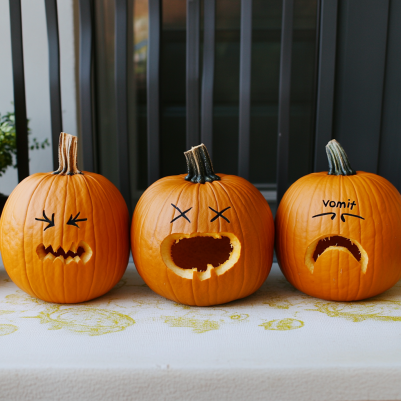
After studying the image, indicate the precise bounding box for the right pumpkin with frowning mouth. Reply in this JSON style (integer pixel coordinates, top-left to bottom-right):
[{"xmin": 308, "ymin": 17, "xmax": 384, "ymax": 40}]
[{"xmin": 275, "ymin": 139, "xmax": 401, "ymax": 301}]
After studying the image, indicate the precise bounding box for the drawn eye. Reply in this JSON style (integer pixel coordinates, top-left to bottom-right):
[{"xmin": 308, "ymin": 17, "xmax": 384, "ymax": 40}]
[
  {"xmin": 67, "ymin": 212, "xmax": 88, "ymax": 228},
  {"xmin": 340, "ymin": 213, "xmax": 364, "ymax": 222},
  {"xmin": 209, "ymin": 207, "xmax": 231, "ymax": 223},
  {"xmin": 312, "ymin": 212, "xmax": 364, "ymax": 222},
  {"xmin": 312, "ymin": 212, "xmax": 336, "ymax": 220},
  {"xmin": 170, "ymin": 204, "xmax": 192, "ymax": 223},
  {"xmin": 35, "ymin": 210, "xmax": 55, "ymax": 231}
]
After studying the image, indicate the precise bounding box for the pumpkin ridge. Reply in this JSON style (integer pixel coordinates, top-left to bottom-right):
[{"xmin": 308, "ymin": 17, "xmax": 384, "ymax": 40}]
[
  {"xmin": 225, "ymin": 179, "xmax": 267, "ymax": 295},
  {"xmin": 24, "ymin": 175, "xmax": 55, "ymax": 300},
  {"xmin": 79, "ymin": 174, "xmax": 97, "ymax": 301},
  {"xmin": 208, "ymin": 182, "xmax": 221, "ymax": 233},
  {"xmin": 167, "ymin": 182, "xmax": 194, "ymax": 303},
  {"xmin": 358, "ymin": 173, "xmax": 397, "ymax": 295},
  {"xmin": 62, "ymin": 176, "xmax": 69, "ymax": 303},
  {"xmin": 214, "ymin": 181, "xmax": 246, "ymax": 299},
  {"xmin": 84, "ymin": 176, "xmax": 113, "ymax": 296},
  {"xmin": 13, "ymin": 175, "xmax": 45, "ymax": 298},
  {"xmin": 246, "ymin": 183, "xmax": 274, "ymax": 290},
  {"xmin": 224, "ymin": 179, "xmax": 266, "ymax": 292},
  {"xmin": 70, "ymin": 171, "xmax": 79, "ymax": 301},
  {"xmin": 87, "ymin": 173, "xmax": 129, "ymax": 291},
  {"xmin": 159, "ymin": 181, "xmax": 189, "ymax": 302},
  {"xmin": 294, "ymin": 175, "xmax": 327, "ymax": 289},
  {"xmin": 347, "ymin": 173, "xmax": 371, "ymax": 300},
  {"xmin": 205, "ymin": 183, "xmax": 222, "ymax": 304},
  {"xmin": 41, "ymin": 174, "xmax": 60, "ymax": 302},
  {"xmin": 299, "ymin": 175, "xmax": 326, "ymax": 286},
  {"xmin": 356, "ymin": 175, "xmax": 378, "ymax": 299},
  {"xmin": 85, "ymin": 173, "xmax": 129, "ymax": 300},
  {"xmin": 195, "ymin": 179, "xmax": 201, "ymax": 234},
  {"xmin": 132, "ymin": 182, "xmax": 164, "ymax": 293},
  {"xmin": 370, "ymin": 175, "xmax": 401, "ymax": 287},
  {"xmin": 344, "ymin": 176, "xmax": 364, "ymax": 300}
]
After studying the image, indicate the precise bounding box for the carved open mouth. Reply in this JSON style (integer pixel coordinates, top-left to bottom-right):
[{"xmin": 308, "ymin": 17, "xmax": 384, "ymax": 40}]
[
  {"xmin": 305, "ymin": 235, "xmax": 368, "ymax": 274},
  {"xmin": 36, "ymin": 241, "xmax": 93, "ymax": 264},
  {"xmin": 160, "ymin": 232, "xmax": 241, "ymax": 280}
]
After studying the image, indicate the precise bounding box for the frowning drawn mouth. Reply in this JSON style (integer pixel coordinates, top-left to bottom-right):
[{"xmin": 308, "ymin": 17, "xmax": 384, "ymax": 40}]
[{"xmin": 36, "ymin": 241, "xmax": 93, "ymax": 264}]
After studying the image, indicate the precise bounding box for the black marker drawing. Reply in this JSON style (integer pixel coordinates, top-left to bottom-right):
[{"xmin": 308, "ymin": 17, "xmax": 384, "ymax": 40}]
[
  {"xmin": 209, "ymin": 206, "xmax": 231, "ymax": 223},
  {"xmin": 67, "ymin": 212, "xmax": 88, "ymax": 228},
  {"xmin": 341, "ymin": 213, "xmax": 365, "ymax": 222},
  {"xmin": 312, "ymin": 212, "xmax": 336, "ymax": 220},
  {"xmin": 35, "ymin": 211, "xmax": 55, "ymax": 231},
  {"xmin": 171, "ymin": 204, "xmax": 192, "ymax": 223}
]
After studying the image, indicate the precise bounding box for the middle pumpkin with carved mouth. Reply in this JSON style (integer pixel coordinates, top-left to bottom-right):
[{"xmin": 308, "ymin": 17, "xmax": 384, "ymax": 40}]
[
  {"xmin": 161, "ymin": 232, "xmax": 241, "ymax": 280},
  {"xmin": 131, "ymin": 144, "xmax": 275, "ymax": 306}
]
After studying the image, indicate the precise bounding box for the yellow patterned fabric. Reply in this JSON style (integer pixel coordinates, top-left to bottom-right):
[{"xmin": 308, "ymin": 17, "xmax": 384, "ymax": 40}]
[{"xmin": 1, "ymin": 260, "xmax": 401, "ymax": 400}]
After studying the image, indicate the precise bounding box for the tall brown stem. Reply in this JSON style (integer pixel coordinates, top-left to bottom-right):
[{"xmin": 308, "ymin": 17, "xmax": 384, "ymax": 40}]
[
  {"xmin": 53, "ymin": 132, "xmax": 82, "ymax": 175},
  {"xmin": 184, "ymin": 144, "xmax": 220, "ymax": 184}
]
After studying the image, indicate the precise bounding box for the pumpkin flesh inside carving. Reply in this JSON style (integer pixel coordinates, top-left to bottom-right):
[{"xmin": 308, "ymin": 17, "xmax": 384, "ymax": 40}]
[
  {"xmin": 304, "ymin": 235, "xmax": 368, "ymax": 274},
  {"xmin": 36, "ymin": 241, "xmax": 93, "ymax": 264},
  {"xmin": 160, "ymin": 232, "xmax": 241, "ymax": 280}
]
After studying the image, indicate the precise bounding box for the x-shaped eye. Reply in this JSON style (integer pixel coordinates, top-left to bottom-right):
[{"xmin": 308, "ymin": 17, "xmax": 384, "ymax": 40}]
[
  {"xmin": 209, "ymin": 206, "xmax": 231, "ymax": 223},
  {"xmin": 171, "ymin": 204, "xmax": 192, "ymax": 223}
]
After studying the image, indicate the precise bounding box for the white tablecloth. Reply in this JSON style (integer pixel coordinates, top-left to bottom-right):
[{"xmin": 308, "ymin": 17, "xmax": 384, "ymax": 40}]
[{"xmin": 1, "ymin": 257, "xmax": 401, "ymax": 401}]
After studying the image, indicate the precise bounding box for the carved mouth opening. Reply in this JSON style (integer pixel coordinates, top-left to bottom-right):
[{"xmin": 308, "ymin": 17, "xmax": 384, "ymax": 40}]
[
  {"xmin": 161, "ymin": 232, "xmax": 241, "ymax": 280},
  {"xmin": 36, "ymin": 241, "xmax": 93, "ymax": 264},
  {"xmin": 305, "ymin": 235, "xmax": 368, "ymax": 274},
  {"xmin": 171, "ymin": 236, "xmax": 232, "ymax": 272},
  {"xmin": 313, "ymin": 236, "xmax": 361, "ymax": 262}
]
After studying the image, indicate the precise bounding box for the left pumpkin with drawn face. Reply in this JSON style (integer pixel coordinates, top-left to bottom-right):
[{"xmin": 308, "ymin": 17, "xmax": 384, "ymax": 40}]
[{"xmin": 0, "ymin": 133, "xmax": 129, "ymax": 303}]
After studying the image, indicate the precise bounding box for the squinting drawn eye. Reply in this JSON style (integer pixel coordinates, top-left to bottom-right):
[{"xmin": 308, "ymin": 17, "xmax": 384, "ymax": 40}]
[
  {"xmin": 67, "ymin": 212, "xmax": 88, "ymax": 228},
  {"xmin": 312, "ymin": 212, "xmax": 364, "ymax": 222},
  {"xmin": 35, "ymin": 210, "xmax": 55, "ymax": 231}
]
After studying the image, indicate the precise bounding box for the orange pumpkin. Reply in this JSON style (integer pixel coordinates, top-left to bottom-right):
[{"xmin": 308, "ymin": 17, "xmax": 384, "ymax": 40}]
[
  {"xmin": 0, "ymin": 133, "xmax": 129, "ymax": 303},
  {"xmin": 131, "ymin": 144, "xmax": 274, "ymax": 306},
  {"xmin": 275, "ymin": 139, "xmax": 401, "ymax": 301}
]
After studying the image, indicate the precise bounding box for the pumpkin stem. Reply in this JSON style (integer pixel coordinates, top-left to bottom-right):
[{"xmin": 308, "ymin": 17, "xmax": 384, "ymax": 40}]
[
  {"xmin": 184, "ymin": 144, "xmax": 220, "ymax": 184},
  {"xmin": 326, "ymin": 139, "xmax": 356, "ymax": 176},
  {"xmin": 53, "ymin": 132, "xmax": 82, "ymax": 175},
  {"xmin": 184, "ymin": 150, "xmax": 196, "ymax": 181},
  {"xmin": 198, "ymin": 145, "xmax": 220, "ymax": 182}
]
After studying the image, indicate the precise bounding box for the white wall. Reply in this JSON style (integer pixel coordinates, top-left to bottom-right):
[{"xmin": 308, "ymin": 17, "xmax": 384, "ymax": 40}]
[{"xmin": 0, "ymin": 0, "xmax": 77, "ymax": 195}]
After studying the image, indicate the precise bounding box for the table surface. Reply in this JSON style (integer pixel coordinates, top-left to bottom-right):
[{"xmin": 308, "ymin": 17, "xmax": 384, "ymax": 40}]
[{"xmin": 1, "ymin": 257, "xmax": 401, "ymax": 401}]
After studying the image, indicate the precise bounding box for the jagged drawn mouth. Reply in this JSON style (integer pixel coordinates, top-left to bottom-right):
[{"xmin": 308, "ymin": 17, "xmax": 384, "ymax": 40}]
[
  {"xmin": 160, "ymin": 232, "xmax": 241, "ymax": 280},
  {"xmin": 36, "ymin": 241, "xmax": 92, "ymax": 264},
  {"xmin": 305, "ymin": 235, "xmax": 368, "ymax": 274}
]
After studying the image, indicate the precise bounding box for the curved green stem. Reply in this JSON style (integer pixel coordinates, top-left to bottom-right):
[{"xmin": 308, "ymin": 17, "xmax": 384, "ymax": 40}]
[{"xmin": 325, "ymin": 139, "xmax": 356, "ymax": 176}]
